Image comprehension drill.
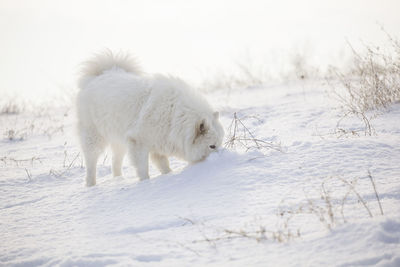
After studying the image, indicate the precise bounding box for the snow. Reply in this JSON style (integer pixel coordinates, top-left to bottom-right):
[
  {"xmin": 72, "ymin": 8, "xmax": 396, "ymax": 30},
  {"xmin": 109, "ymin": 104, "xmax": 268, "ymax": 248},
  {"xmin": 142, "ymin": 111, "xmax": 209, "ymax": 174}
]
[{"xmin": 1, "ymin": 81, "xmax": 400, "ymax": 266}]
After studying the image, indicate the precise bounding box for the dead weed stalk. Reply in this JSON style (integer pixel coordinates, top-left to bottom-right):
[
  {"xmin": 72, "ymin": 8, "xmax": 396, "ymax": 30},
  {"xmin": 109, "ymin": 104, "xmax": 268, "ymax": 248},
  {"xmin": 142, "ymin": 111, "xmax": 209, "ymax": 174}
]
[
  {"xmin": 224, "ymin": 112, "xmax": 283, "ymax": 153},
  {"xmin": 328, "ymin": 28, "xmax": 400, "ymax": 136},
  {"xmin": 279, "ymin": 171, "xmax": 384, "ymax": 232}
]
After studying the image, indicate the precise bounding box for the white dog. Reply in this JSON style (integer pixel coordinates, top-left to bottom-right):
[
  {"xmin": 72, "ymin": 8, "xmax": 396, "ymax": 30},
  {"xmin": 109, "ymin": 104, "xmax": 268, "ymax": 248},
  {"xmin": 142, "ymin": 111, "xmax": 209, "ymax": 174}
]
[{"xmin": 77, "ymin": 50, "xmax": 224, "ymax": 186}]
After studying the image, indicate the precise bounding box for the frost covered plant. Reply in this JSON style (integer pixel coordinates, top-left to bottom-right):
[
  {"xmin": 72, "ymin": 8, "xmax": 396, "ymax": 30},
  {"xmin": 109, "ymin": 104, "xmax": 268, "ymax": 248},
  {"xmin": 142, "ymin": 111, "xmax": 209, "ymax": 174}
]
[
  {"xmin": 186, "ymin": 172, "xmax": 384, "ymax": 248},
  {"xmin": 345, "ymin": 31, "xmax": 400, "ymax": 110},
  {"xmin": 0, "ymin": 156, "xmax": 43, "ymax": 167},
  {"xmin": 1, "ymin": 106, "xmax": 67, "ymax": 141},
  {"xmin": 329, "ymin": 29, "xmax": 400, "ymax": 136},
  {"xmin": 0, "ymin": 100, "xmax": 24, "ymax": 115},
  {"xmin": 224, "ymin": 112, "xmax": 283, "ymax": 153},
  {"xmin": 49, "ymin": 152, "xmax": 82, "ymax": 178},
  {"xmin": 200, "ymin": 58, "xmax": 268, "ymax": 92},
  {"xmin": 285, "ymin": 49, "xmax": 321, "ymax": 81},
  {"xmin": 278, "ymin": 172, "xmax": 384, "ymax": 231},
  {"xmin": 187, "ymin": 216, "xmax": 299, "ymax": 246},
  {"xmin": 4, "ymin": 126, "xmax": 31, "ymax": 141}
]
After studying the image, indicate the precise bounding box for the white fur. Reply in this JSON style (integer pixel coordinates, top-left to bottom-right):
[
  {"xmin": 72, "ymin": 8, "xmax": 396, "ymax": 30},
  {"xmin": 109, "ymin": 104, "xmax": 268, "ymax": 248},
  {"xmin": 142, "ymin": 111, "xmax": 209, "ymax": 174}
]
[{"xmin": 76, "ymin": 51, "xmax": 224, "ymax": 186}]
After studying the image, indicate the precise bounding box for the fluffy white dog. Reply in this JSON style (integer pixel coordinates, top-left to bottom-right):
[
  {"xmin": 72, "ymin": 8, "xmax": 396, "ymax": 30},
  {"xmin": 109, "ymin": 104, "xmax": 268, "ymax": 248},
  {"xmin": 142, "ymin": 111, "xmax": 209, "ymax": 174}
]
[{"xmin": 77, "ymin": 50, "xmax": 224, "ymax": 186}]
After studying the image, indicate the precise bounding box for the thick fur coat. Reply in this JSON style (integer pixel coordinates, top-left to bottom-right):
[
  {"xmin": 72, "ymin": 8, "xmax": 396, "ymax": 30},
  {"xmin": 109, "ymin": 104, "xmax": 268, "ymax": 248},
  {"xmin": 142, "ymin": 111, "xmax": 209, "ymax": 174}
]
[{"xmin": 77, "ymin": 51, "xmax": 224, "ymax": 186}]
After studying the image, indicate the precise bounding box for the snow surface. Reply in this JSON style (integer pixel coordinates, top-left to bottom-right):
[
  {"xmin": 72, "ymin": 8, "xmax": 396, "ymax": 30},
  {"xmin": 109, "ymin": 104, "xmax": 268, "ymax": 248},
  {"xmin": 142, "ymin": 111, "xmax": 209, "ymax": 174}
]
[{"xmin": 1, "ymin": 81, "xmax": 400, "ymax": 266}]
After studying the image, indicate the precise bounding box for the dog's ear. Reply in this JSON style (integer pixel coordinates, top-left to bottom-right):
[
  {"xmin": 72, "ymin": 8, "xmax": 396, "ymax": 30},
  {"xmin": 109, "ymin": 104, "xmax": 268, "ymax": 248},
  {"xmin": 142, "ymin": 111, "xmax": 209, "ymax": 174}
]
[
  {"xmin": 199, "ymin": 121, "xmax": 206, "ymax": 135},
  {"xmin": 213, "ymin": 111, "xmax": 219, "ymax": 119},
  {"xmin": 194, "ymin": 120, "xmax": 207, "ymax": 143}
]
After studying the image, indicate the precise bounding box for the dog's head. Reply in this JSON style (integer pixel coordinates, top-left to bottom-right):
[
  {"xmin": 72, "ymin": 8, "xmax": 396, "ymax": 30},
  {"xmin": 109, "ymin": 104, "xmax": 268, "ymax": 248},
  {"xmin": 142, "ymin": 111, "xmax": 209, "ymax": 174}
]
[{"xmin": 185, "ymin": 111, "xmax": 224, "ymax": 163}]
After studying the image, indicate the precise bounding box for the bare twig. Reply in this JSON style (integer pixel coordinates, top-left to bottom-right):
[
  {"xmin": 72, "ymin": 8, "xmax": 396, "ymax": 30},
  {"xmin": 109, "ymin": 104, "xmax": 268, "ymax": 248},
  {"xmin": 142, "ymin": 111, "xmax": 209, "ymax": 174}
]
[
  {"xmin": 328, "ymin": 30, "xmax": 400, "ymax": 137},
  {"xmin": 224, "ymin": 112, "xmax": 283, "ymax": 153},
  {"xmin": 0, "ymin": 156, "xmax": 43, "ymax": 167},
  {"xmin": 49, "ymin": 152, "xmax": 81, "ymax": 178},
  {"xmin": 337, "ymin": 177, "xmax": 373, "ymax": 218},
  {"xmin": 367, "ymin": 170, "xmax": 384, "ymax": 215},
  {"xmin": 24, "ymin": 168, "xmax": 32, "ymax": 182}
]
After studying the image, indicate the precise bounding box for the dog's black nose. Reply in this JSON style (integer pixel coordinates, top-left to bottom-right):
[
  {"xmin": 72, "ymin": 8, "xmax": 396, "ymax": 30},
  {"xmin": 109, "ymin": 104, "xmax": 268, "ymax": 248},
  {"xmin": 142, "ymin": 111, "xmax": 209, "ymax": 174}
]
[{"xmin": 209, "ymin": 145, "xmax": 216, "ymax": 149}]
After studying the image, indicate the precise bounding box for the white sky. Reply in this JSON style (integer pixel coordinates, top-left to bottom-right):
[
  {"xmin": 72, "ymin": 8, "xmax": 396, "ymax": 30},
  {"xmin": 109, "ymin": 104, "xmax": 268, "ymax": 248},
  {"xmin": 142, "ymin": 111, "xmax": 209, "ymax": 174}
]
[{"xmin": 0, "ymin": 0, "xmax": 399, "ymax": 100}]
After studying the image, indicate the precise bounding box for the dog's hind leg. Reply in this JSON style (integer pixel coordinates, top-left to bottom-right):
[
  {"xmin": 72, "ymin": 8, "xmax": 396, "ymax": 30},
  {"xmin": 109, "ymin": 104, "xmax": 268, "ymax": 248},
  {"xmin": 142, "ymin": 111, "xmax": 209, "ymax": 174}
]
[
  {"xmin": 80, "ymin": 127, "xmax": 106, "ymax": 186},
  {"xmin": 150, "ymin": 153, "xmax": 171, "ymax": 174},
  {"xmin": 127, "ymin": 138, "xmax": 149, "ymax": 181},
  {"xmin": 111, "ymin": 143, "xmax": 126, "ymax": 177}
]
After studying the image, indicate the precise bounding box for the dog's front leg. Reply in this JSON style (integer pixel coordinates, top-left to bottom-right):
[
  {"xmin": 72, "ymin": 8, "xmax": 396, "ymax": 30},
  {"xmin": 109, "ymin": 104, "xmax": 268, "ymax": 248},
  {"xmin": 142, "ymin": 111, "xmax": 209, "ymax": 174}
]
[
  {"xmin": 150, "ymin": 153, "xmax": 172, "ymax": 174},
  {"xmin": 127, "ymin": 138, "xmax": 150, "ymax": 180}
]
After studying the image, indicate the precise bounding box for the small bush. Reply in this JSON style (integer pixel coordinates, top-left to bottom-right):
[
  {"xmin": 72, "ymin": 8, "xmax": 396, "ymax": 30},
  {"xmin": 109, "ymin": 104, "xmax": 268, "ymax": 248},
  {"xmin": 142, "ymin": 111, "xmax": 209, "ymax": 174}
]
[
  {"xmin": 224, "ymin": 112, "xmax": 283, "ymax": 153},
  {"xmin": 278, "ymin": 172, "xmax": 384, "ymax": 232},
  {"xmin": 0, "ymin": 99, "xmax": 24, "ymax": 115},
  {"xmin": 201, "ymin": 63, "xmax": 267, "ymax": 92},
  {"xmin": 346, "ymin": 31, "xmax": 400, "ymax": 110},
  {"xmin": 329, "ymin": 29, "xmax": 400, "ymax": 136}
]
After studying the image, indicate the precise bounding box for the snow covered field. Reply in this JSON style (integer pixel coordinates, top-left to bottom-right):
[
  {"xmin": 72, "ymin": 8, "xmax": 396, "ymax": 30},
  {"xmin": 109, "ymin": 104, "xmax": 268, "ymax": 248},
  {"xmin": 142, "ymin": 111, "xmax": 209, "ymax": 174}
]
[{"xmin": 1, "ymin": 80, "xmax": 400, "ymax": 266}]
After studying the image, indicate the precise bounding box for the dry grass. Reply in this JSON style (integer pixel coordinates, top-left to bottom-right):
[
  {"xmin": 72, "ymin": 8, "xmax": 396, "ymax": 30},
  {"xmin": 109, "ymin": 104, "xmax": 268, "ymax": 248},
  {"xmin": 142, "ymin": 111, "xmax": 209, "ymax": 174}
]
[
  {"xmin": 200, "ymin": 64, "xmax": 266, "ymax": 92},
  {"xmin": 0, "ymin": 99, "xmax": 24, "ymax": 115},
  {"xmin": 186, "ymin": 171, "xmax": 384, "ymax": 248},
  {"xmin": 279, "ymin": 172, "xmax": 384, "ymax": 232},
  {"xmin": 48, "ymin": 151, "xmax": 82, "ymax": 178},
  {"xmin": 1, "ymin": 105, "xmax": 69, "ymax": 141},
  {"xmin": 0, "ymin": 156, "xmax": 43, "ymax": 167},
  {"xmin": 224, "ymin": 112, "xmax": 284, "ymax": 153},
  {"xmin": 328, "ymin": 29, "xmax": 400, "ymax": 136},
  {"xmin": 200, "ymin": 48, "xmax": 322, "ymax": 93},
  {"xmin": 184, "ymin": 216, "xmax": 299, "ymax": 246},
  {"xmin": 346, "ymin": 31, "xmax": 400, "ymax": 110}
]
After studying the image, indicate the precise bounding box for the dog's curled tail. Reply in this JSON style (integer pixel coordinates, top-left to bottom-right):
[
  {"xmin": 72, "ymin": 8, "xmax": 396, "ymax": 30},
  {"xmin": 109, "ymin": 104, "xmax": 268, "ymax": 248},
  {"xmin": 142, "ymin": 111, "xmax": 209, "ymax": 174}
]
[{"xmin": 78, "ymin": 49, "xmax": 142, "ymax": 89}]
